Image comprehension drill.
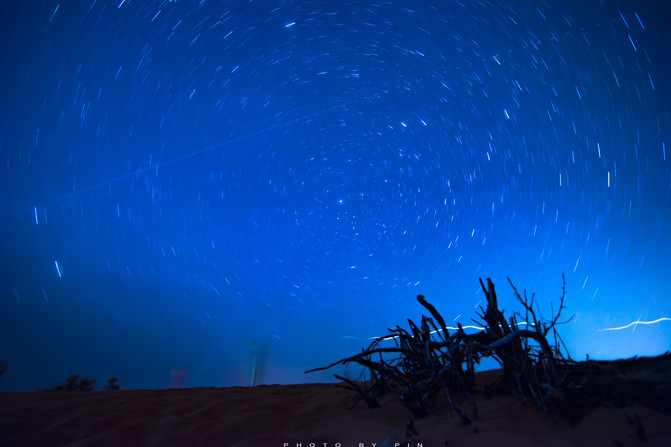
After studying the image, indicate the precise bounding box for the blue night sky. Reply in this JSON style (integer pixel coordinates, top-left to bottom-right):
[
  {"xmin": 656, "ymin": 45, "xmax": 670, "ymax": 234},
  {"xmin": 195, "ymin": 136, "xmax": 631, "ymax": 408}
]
[{"xmin": 1, "ymin": 0, "xmax": 670, "ymax": 392}]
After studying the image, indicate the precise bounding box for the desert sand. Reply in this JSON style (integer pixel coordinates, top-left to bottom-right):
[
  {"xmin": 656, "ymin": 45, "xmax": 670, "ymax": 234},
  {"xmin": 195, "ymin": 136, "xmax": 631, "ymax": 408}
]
[{"xmin": 2, "ymin": 369, "xmax": 671, "ymax": 446}]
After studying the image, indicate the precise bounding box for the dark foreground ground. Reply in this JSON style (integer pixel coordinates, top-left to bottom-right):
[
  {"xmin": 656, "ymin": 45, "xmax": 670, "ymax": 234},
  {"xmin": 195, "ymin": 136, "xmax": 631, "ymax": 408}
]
[{"xmin": 2, "ymin": 358, "xmax": 671, "ymax": 447}]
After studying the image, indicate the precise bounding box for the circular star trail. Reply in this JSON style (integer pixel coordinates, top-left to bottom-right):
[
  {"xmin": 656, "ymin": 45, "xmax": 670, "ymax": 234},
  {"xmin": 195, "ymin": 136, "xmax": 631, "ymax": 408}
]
[{"xmin": 0, "ymin": 0, "xmax": 669, "ymax": 390}]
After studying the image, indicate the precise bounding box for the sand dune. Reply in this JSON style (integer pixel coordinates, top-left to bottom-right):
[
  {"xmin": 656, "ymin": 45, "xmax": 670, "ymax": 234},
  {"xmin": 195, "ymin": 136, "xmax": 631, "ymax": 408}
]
[{"xmin": 2, "ymin": 369, "xmax": 670, "ymax": 446}]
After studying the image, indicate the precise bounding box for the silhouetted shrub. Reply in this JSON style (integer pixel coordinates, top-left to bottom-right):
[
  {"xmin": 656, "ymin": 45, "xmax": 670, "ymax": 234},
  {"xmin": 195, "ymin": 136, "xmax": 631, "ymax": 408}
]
[
  {"xmin": 0, "ymin": 361, "xmax": 9, "ymax": 391},
  {"xmin": 309, "ymin": 276, "xmax": 671, "ymax": 428},
  {"xmin": 104, "ymin": 377, "xmax": 120, "ymax": 390},
  {"xmin": 0, "ymin": 361, "xmax": 8, "ymax": 378},
  {"xmin": 45, "ymin": 374, "xmax": 96, "ymax": 391},
  {"xmin": 308, "ymin": 276, "xmax": 573, "ymax": 428}
]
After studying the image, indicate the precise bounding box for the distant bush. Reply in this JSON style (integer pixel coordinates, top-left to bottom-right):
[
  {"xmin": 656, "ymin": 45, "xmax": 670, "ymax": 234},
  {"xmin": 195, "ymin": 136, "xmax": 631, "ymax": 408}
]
[
  {"xmin": 38, "ymin": 375, "xmax": 121, "ymax": 391},
  {"xmin": 0, "ymin": 361, "xmax": 8, "ymax": 390},
  {"xmin": 45, "ymin": 374, "xmax": 96, "ymax": 392},
  {"xmin": 0, "ymin": 361, "xmax": 8, "ymax": 378},
  {"xmin": 104, "ymin": 377, "xmax": 120, "ymax": 390}
]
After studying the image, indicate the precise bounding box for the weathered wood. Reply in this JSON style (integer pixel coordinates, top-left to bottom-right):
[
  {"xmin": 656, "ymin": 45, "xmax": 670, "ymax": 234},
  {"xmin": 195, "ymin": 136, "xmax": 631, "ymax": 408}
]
[{"xmin": 307, "ymin": 276, "xmax": 670, "ymax": 427}]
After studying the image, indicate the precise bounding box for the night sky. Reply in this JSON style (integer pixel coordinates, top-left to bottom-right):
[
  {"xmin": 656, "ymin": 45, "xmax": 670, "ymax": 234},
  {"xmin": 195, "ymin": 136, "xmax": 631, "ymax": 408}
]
[{"xmin": 1, "ymin": 0, "xmax": 670, "ymax": 392}]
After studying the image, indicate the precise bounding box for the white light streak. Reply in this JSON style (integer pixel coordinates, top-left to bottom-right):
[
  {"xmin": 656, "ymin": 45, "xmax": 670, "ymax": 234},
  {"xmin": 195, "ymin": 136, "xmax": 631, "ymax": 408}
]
[
  {"xmin": 370, "ymin": 322, "xmax": 534, "ymax": 341},
  {"xmin": 598, "ymin": 317, "xmax": 671, "ymax": 332}
]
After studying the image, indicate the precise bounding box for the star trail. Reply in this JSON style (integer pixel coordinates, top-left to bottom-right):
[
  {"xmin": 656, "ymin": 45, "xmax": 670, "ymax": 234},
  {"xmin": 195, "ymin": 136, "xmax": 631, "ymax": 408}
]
[{"xmin": 1, "ymin": 0, "xmax": 670, "ymax": 391}]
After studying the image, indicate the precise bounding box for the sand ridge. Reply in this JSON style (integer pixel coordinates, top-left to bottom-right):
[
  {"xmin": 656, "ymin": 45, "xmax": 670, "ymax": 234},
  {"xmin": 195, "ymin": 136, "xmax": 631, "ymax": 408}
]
[{"xmin": 2, "ymin": 369, "xmax": 671, "ymax": 446}]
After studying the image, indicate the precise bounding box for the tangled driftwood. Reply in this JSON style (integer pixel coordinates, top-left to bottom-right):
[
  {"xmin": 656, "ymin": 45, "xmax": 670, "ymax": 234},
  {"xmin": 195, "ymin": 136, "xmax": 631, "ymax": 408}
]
[{"xmin": 307, "ymin": 276, "xmax": 671, "ymax": 429}]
